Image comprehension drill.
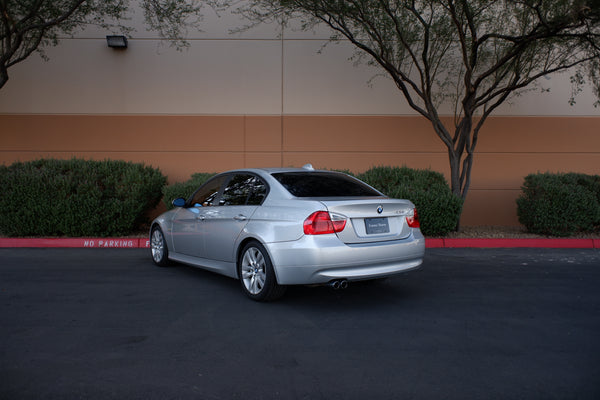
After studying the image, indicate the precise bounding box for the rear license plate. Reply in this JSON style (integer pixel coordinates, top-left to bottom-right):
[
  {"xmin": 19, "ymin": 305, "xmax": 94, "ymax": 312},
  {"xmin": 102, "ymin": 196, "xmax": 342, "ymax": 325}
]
[{"xmin": 365, "ymin": 218, "xmax": 390, "ymax": 234}]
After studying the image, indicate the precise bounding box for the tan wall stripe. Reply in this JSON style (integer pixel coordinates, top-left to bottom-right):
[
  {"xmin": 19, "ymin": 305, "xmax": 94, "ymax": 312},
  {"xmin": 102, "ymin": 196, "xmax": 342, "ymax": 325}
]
[{"xmin": 2, "ymin": 114, "xmax": 599, "ymax": 227}]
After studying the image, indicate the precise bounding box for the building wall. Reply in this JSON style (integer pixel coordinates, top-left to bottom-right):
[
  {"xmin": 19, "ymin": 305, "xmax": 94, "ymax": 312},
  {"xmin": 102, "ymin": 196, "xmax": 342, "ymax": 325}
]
[
  {"xmin": 2, "ymin": 114, "xmax": 599, "ymax": 226},
  {"xmin": 1, "ymin": 6, "xmax": 599, "ymax": 226}
]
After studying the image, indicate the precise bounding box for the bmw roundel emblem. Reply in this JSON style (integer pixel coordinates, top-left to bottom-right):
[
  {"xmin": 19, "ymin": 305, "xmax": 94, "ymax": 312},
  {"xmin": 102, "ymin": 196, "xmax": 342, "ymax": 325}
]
[{"xmin": 377, "ymin": 205, "xmax": 383, "ymax": 214}]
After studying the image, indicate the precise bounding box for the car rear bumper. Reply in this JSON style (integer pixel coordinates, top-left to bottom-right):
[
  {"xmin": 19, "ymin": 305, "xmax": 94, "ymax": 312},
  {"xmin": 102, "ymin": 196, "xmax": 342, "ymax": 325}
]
[{"xmin": 266, "ymin": 231, "xmax": 425, "ymax": 285}]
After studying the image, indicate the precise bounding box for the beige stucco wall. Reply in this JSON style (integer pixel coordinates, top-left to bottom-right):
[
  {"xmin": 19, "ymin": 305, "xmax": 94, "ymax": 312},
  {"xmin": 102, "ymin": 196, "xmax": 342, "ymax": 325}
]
[{"xmin": 0, "ymin": 14, "xmax": 598, "ymax": 116}]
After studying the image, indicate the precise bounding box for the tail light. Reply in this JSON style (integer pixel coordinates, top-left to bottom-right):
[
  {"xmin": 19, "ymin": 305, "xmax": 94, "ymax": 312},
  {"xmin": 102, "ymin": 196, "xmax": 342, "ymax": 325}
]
[
  {"xmin": 406, "ymin": 208, "xmax": 420, "ymax": 228},
  {"xmin": 304, "ymin": 211, "xmax": 347, "ymax": 235}
]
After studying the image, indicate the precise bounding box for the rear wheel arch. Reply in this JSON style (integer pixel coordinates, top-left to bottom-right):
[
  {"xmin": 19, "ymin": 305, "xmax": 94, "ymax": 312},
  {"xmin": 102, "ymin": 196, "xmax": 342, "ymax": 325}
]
[
  {"xmin": 236, "ymin": 238, "xmax": 274, "ymax": 278},
  {"xmin": 236, "ymin": 239, "xmax": 286, "ymax": 301}
]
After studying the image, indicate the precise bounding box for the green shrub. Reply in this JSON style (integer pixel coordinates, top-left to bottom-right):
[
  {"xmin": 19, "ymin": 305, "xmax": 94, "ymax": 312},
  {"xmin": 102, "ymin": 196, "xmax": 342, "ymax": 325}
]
[
  {"xmin": 0, "ymin": 158, "xmax": 166, "ymax": 237},
  {"xmin": 517, "ymin": 172, "xmax": 600, "ymax": 236},
  {"xmin": 357, "ymin": 166, "xmax": 463, "ymax": 236},
  {"xmin": 163, "ymin": 172, "xmax": 217, "ymax": 209}
]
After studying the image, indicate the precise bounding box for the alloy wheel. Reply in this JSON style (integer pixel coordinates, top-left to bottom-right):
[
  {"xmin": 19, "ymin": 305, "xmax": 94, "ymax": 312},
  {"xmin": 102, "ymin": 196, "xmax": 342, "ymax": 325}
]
[{"xmin": 241, "ymin": 247, "xmax": 266, "ymax": 295}]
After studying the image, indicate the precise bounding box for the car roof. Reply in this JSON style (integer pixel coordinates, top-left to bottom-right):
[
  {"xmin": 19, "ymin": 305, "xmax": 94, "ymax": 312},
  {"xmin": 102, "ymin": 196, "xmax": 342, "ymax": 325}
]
[{"xmin": 227, "ymin": 165, "xmax": 341, "ymax": 175}]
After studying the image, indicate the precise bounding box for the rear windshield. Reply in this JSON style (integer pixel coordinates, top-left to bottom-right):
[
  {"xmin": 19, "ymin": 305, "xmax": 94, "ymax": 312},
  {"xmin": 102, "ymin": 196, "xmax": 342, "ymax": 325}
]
[{"xmin": 272, "ymin": 172, "xmax": 382, "ymax": 197}]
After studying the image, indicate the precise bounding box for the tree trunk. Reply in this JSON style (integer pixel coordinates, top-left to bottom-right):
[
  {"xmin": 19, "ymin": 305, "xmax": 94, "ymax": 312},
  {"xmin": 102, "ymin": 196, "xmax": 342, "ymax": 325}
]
[
  {"xmin": 440, "ymin": 114, "xmax": 477, "ymax": 231},
  {"xmin": 448, "ymin": 149, "xmax": 462, "ymax": 198}
]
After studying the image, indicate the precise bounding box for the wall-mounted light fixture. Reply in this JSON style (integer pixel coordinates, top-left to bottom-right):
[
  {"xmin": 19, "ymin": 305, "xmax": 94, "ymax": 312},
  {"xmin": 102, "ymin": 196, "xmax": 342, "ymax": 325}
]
[{"xmin": 106, "ymin": 35, "xmax": 128, "ymax": 49}]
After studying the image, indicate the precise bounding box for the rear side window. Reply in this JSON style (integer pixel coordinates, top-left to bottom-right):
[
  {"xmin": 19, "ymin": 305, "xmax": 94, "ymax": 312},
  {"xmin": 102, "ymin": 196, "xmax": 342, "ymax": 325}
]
[
  {"xmin": 272, "ymin": 172, "xmax": 382, "ymax": 197},
  {"xmin": 220, "ymin": 174, "xmax": 268, "ymax": 206}
]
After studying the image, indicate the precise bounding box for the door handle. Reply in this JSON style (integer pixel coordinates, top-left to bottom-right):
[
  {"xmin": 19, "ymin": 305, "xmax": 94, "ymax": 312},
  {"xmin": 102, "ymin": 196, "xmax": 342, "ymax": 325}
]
[
  {"xmin": 196, "ymin": 215, "xmax": 205, "ymax": 221},
  {"xmin": 234, "ymin": 214, "xmax": 247, "ymax": 221}
]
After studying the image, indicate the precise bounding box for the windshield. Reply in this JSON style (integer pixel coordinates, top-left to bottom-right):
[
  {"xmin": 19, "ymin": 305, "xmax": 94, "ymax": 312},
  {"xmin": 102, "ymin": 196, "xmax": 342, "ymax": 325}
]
[{"xmin": 272, "ymin": 172, "xmax": 382, "ymax": 197}]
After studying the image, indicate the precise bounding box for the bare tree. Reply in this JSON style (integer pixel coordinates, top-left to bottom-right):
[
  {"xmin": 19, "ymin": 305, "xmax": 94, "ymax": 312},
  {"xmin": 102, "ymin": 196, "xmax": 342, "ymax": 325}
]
[
  {"xmin": 227, "ymin": 0, "xmax": 600, "ymax": 205},
  {"xmin": 0, "ymin": 0, "xmax": 205, "ymax": 89}
]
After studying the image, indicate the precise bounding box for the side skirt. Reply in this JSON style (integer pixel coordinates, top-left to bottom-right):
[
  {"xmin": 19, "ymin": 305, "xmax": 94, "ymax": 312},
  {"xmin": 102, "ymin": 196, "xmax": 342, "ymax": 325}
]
[{"xmin": 169, "ymin": 252, "xmax": 238, "ymax": 279}]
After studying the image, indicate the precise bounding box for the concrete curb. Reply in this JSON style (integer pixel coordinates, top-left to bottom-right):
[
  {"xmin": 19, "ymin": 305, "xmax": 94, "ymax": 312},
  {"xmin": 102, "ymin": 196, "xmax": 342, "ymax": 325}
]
[{"xmin": 1, "ymin": 237, "xmax": 599, "ymax": 249}]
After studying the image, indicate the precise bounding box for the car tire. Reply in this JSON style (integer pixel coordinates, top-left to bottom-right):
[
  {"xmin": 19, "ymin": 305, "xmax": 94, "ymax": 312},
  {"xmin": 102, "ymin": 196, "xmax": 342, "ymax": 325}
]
[
  {"xmin": 238, "ymin": 241, "xmax": 286, "ymax": 302},
  {"xmin": 150, "ymin": 226, "xmax": 170, "ymax": 267}
]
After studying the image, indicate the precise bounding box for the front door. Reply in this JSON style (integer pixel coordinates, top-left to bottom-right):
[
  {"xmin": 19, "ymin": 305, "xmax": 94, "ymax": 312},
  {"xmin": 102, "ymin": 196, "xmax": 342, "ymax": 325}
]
[{"xmin": 171, "ymin": 175, "xmax": 227, "ymax": 257}]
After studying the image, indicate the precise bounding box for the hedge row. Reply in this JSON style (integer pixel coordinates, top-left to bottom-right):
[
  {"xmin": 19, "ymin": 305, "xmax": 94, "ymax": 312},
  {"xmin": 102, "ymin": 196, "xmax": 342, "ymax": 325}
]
[
  {"xmin": 0, "ymin": 159, "xmax": 166, "ymax": 237},
  {"xmin": 517, "ymin": 172, "xmax": 600, "ymax": 236},
  {"xmin": 8, "ymin": 160, "xmax": 592, "ymax": 238}
]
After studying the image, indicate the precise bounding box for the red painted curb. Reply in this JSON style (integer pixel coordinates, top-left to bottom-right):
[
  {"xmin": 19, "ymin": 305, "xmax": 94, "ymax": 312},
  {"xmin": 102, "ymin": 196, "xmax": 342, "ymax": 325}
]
[
  {"xmin": 440, "ymin": 238, "xmax": 595, "ymax": 249},
  {"xmin": 0, "ymin": 238, "xmax": 150, "ymax": 249},
  {"xmin": 0, "ymin": 237, "xmax": 597, "ymax": 249},
  {"xmin": 424, "ymin": 238, "xmax": 445, "ymax": 248}
]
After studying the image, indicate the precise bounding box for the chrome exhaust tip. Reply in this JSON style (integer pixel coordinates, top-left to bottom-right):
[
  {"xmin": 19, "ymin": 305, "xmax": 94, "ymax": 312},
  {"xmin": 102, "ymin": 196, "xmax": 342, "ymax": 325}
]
[{"xmin": 329, "ymin": 279, "xmax": 348, "ymax": 290}]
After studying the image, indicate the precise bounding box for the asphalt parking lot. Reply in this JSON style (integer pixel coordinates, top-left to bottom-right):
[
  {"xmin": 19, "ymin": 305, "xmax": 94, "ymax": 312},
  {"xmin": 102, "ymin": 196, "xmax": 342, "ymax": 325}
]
[{"xmin": 1, "ymin": 248, "xmax": 599, "ymax": 400}]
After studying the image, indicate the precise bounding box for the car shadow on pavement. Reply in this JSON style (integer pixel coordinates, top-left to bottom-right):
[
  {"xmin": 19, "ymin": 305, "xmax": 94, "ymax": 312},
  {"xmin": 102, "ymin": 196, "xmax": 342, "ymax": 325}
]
[{"xmin": 168, "ymin": 259, "xmax": 426, "ymax": 308}]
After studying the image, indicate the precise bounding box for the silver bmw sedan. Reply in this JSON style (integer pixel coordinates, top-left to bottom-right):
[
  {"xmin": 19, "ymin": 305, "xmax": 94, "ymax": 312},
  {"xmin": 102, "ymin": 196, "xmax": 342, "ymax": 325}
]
[{"xmin": 150, "ymin": 165, "xmax": 425, "ymax": 301}]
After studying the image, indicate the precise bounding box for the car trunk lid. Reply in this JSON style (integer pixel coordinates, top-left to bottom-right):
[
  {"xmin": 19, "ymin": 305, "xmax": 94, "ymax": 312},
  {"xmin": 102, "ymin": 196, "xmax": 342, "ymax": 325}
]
[{"xmin": 317, "ymin": 198, "xmax": 415, "ymax": 244}]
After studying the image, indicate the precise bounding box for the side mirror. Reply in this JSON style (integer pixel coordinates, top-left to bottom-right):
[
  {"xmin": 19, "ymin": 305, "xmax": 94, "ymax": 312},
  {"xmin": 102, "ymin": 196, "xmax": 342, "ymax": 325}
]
[{"xmin": 172, "ymin": 198, "xmax": 186, "ymax": 208}]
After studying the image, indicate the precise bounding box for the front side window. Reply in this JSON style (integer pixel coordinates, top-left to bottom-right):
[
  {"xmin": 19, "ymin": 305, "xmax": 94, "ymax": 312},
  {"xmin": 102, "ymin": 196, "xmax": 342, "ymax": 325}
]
[
  {"xmin": 220, "ymin": 174, "xmax": 268, "ymax": 206},
  {"xmin": 189, "ymin": 175, "xmax": 227, "ymax": 207},
  {"xmin": 272, "ymin": 172, "xmax": 382, "ymax": 197}
]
